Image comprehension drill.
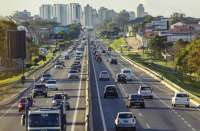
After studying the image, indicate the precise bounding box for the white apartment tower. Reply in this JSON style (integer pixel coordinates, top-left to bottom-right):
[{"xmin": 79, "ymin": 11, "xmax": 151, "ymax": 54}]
[
  {"xmin": 52, "ymin": 4, "xmax": 68, "ymax": 25},
  {"xmin": 68, "ymin": 3, "xmax": 81, "ymax": 24},
  {"xmin": 39, "ymin": 4, "xmax": 53, "ymax": 20},
  {"xmin": 137, "ymin": 4, "xmax": 145, "ymax": 18}
]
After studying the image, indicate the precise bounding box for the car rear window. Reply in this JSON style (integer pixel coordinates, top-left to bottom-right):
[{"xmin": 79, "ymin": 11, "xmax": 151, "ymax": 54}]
[
  {"xmin": 54, "ymin": 95, "xmax": 63, "ymax": 99},
  {"xmin": 43, "ymin": 74, "xmax": 51, "ymax": 77},
  {"xmin": 131, "ymin": 95, "xmax": 142, "ymax": 100},
  {"xmin": 177, "ymin": 94, "xmax": 188, "ymax": 97},
  {"xmin": 118, "ymin": 113, "xmax": 133, "ymax": 118},
  {"xmin": 47, "ymin": 81, "xmax": 56, "ymax": 84},
  {"xmin": 123, "ymin": 70, "xmax": 131, "ymax": 74},
  {"xmin": 101, "ymin": 71, "xmax": 108, "ymax": 74},
  {"xmin": 141, "ymin": 87, "xmax": 151, "ymax": 90},
  {"xmin": 69, "ymin": 70, "xmax": 78, "ymax": 73},
  {"xmin": 35, "ymin": 84, "xmax": 46, "ymax": 89}
]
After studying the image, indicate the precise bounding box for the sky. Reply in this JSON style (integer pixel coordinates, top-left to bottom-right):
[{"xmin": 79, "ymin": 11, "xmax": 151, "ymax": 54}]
[{"xmin": 0, "ymin": 0, "xmax": 200, "ymax": 18}]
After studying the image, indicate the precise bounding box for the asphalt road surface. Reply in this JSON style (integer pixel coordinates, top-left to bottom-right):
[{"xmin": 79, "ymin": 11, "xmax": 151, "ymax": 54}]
[
  {"xmin": 89, "ymin": 43, "xmax": 200, "ymax": 131},
  {"xmin": 0, "ymin": 49, "xmax": 87, "ymax": 131}
]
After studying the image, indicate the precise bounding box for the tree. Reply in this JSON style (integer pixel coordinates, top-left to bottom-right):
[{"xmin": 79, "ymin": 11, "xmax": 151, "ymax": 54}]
[
  {"xmin": 148, "ymin": 36, "xmax": 166, "ymax": 59},
  {"xmin": 172, "ymin": 39, "xmax": 189, "ymax": 57},
  {"xmin": 176, "ymin": 40, "xmax": 200, "ymax": 77}
]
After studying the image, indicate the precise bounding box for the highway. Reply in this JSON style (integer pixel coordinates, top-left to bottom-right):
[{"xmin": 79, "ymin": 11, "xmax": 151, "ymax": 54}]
[
  {"xmin": 0, "ymin": 47, "xmax": 87, "ymax": 131},
  {"xmin": 88, "ymin": 42, "xmax": 200, "ymax": 131}
]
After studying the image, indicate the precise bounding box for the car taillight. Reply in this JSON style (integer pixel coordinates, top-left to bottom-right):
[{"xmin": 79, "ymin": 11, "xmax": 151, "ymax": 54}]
[{"xmin": 18, "ymin": 103, "xmax": 22, "ymax": 108}]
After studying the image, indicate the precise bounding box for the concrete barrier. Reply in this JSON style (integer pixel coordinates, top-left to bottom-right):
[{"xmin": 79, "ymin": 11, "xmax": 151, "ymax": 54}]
[{"xmin": 85, "ymin": 45, "xmax": 89, "ymax": 131}]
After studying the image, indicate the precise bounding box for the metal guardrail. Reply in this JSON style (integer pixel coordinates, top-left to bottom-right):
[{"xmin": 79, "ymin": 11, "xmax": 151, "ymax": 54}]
[{"xmin": 119, "ymin": 54, "xmax": 200, "ymax": 106}]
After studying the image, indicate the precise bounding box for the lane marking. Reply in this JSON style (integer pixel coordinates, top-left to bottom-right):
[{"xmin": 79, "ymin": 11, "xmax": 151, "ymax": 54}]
[
  {"xmin": 138, "ymin": 112, "xmax": 143, "ymax": 117},
  {"xmin": 71, "ymin": 49, "xmax": 85, "ymax": 131},
  {"xmin": 146, "ymin": 123, "xmax": 150, "ymax": 128},
  {"xmin": 91, "ymin": 48, "xmax": 107, "ymax": 131}
]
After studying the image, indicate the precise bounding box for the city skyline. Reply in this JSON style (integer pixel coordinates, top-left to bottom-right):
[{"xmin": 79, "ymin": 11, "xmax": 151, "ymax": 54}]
[{"xmin": 0, "ymin": 0, "xmax": 200, "ymax": 18}]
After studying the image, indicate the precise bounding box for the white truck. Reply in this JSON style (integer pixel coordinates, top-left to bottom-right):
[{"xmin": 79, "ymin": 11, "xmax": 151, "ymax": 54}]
[{"xmin": 21, "ymin": 105, "xmax": 66, "ymax": 131}]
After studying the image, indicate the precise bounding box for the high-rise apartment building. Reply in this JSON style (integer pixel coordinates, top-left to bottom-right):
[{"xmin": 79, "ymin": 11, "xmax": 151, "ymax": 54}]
[
  {"xmin": 52, "ymin": 4, "xmax": 68, "ymax": 25},
  {"xmin": 83, "ymin": 4, "xmax": 93, "ymax": 27},
  {"xmin": 137, "ymin": 4, "xmax": 145, "ymax": 18},
  {"xmin": 68, "ymin": 3, "xmax": 81, "ymax": 24},
  {"xmin": 39, "ymin": 4, "xmax": 53, "ymax": 20}
]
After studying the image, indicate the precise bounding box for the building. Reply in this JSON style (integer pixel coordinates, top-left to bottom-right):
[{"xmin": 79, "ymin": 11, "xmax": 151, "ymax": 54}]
[
  {"xmin": 137, "ymin": 4, "xmax": 145, "ymax": 18},
  {"xmin": 92, "ymin": 9, "xmax": 99, "ymax": 27},
  {"xmin": 170, "ymin": 22, "xmax": 191, "ymax": 33},
  {"xmin": 98, "ymin": 7, "xmax": 108, "ymax": 23},
  {"xmin": 83, "ymin": 4, "xmax": 93, "ymax": 27},
  {"xmin": 12, "ymin": 10, "xmax": 32, "ymax": 23},
  {"xmin": 52, "ymin": 4, "xmax": 68, "ymax": 25},
  {"xmin": 68, "ymin": 3, "xmax": 81, "ymax": 24},
  {"xmin": 39, "ymin": 4, "xmax": 53, "ymax": 20}
]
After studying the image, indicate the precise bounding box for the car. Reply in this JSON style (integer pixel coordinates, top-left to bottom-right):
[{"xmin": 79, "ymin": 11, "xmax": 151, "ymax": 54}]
[
  {"xmin": 104, "ymin": 85, "xmax": 118, "ymax": 98},
  {"xmin": 45, "ymin": 80, "xmax": 58, "ymax": 91},
  {"xmin": 68, "ymin": 70, "xmax": 79, "ymax": 79},
  {"xmin": 137, "ymin": 85, "xmax": 153, "ymax": 99},
  {"xmin": 71, "ymin": 63, "xmax": 81, "ymax": 72},
  {"xmin": 127, "ymin": 94, "xmax": 145, "ymax": 108},
  {"xmin": 32, "ymin": 84, "xmax": 48, "ymax": 98},
  {"xmin": 171, "ymin": 92, "xmax": 190, "ymax": 108},
  {"xmin": 40, "ymin": 74, "xmax": 52, "ymax": 82},
  {"xmin": 75, "ymin": 56, "xmax": 81, "ymax": 61},
  {"xmin": 110, "ymin": 58, "xmax": 118, "ymax": 64},
  {"xmin": 120, "ymin": 68, "xmax": 134, "ymax": 81},
  {"xmin": 99, "ymin": 71, "xmax": 110, "ymax": 81},
  {"xmin": 115, "ymin": 73, "xmax": 127, "ymax": 84},
  {"xmin": 54, "ymin": 63, "xmax": 64, "ymax": 69},
  {"xmin": 18, "ymin": 97, "xmax": 33, "ymax": 112},
  {"xmin": 52, "ymin": 93, "xmax": 70, "ymax": 110},
  {"xmin": 115, "ymin": 112, "xmax": 136, "ymax": 131}
]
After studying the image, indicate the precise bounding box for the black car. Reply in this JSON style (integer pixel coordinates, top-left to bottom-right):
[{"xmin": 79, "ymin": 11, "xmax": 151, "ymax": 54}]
[
  {"xmin": 71, "ymin": 63, "xmax": 81, "ymax": 72},
  {"xmin": 104, "ymin": 85, "xmax": 118, "ymax": 98},
  {"xmin": 32, "ymin": 84, "xmax": 48, "ymax": 98},
  {"xmin": 115, "ymin": 73, "xmax": 127, "ymax": 84},
  {"xmin": 110, "ymin": 58, "xmax": 118, "ymax": 64},
  {"xmin": 127, "ymin": 94, "xmax": 145, "ymax": 108}
]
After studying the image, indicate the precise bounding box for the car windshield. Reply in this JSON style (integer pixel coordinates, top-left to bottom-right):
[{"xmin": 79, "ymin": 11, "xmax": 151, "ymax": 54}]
[
  {"xmin": 47, "ymin": 81, "xmax": 56, "ymax": 84},
  {"xmin": 141, "ymin": 87, "xmax": 151, "ymax": 91},
  {"xmin": 131, "ymin": 95, "xmax": 142, "ymax": 100},
  {"xmin": 29, "ymin": 113, "xmax": 60, "ymax": 127},
  {"xmin": 177, "ymin": 94, "xmax": 188, "ymax": 97},
  {"xmin": 118, "ymin": 113, "xmax": 133, "ymax": 118}
]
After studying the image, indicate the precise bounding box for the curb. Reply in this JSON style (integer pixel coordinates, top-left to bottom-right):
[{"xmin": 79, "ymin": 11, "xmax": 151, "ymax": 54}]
[
  {"xmin": 85, "ymin": 45, "xmax": 89, "ymax": 131},
  {"xmin": 120, "ymin": 54, "xmax": 200, "ymax": 107}
]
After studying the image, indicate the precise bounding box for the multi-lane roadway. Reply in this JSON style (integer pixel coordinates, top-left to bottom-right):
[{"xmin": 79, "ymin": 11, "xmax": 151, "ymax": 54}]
[
  {"xmin": 89, "ymin": 41, "xmax": 200, "ymax": 131},
  {"xmin": 0, "ymin": 47, "xmax": 87, "ymax": 131}
]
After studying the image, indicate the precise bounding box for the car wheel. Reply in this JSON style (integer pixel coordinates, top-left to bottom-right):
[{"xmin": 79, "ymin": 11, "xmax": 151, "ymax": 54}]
[
  {"xmin": 185, "ymin": 104, "xmax": 190, "ymax": 108},
  {"xmin": 173, "ymin": 104, "xmax": 176, "ymax": 107},
  {"xmin": 45, "ymin": 94, "xmax": 48, "ymax": 98},
  {"xmin": 141, "ymin": 104, "xmax": 145, "ymax": 108},
  {"xmin": 115, "ymin": 126, "xmax": 118, "ymax": 131}
]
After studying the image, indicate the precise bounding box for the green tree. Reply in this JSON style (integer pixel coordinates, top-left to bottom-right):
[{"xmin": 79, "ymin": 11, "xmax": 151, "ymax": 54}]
[{"xmin": 148, "ymin": 36, "xmax": 166, "ymax": 59}]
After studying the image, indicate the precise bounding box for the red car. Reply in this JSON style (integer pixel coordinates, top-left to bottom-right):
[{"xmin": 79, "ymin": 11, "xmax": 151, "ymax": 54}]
[{"xmin": 18, "ymin": 97, "xmax": 33, "ymax": 112}]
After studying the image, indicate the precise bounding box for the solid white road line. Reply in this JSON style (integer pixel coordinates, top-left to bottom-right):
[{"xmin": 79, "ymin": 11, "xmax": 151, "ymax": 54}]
[
  {"xmin": 91, "ymin": 51, "xmax": 107, "ymax": 131},
  {"xmin": 71, "ymin": 51, "xmax": 85, "ymax": 131}
]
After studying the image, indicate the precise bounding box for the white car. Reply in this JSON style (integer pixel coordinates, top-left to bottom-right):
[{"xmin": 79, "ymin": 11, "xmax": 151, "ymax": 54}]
[
  {"xmin": 115, "ymin": 112, "xmax": 136, "ymax": 131},
  {"xmin": 40, "ymin": 74, "xmax": 52, "ymax": 82},
  {"xmin": 54, "ymin": 63, "xmax": 64, "ymax": 69},
  {"xmin": 45, "ymin": 80, "xmax": 58, "ymax": 91},
  {"xmin": 99, "ymin": 71, "xmax": 110, "ymax": 81},
  {"xmin": 137, "ymin": 85, "xmax": 153, "ymax": 99},
  {"xmin": 68, "ymin": 70, "xmax": 79, "ymax": 79},
  {"xmin": 120, "ymin": 68, "xmax": 134, "ymax": 81},
  {"xmin": 172, "ymin": 92, "xmax": 190, "ymax": 108}
]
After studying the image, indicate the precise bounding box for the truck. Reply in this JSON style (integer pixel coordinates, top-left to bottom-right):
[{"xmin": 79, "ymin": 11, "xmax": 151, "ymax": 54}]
[{"xmin": 21, "ymin": 104, "xmax": 66, "ymax": 131}]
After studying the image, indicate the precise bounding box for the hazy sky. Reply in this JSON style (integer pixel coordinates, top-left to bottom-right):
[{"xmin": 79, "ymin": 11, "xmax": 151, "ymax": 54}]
[{"xmin": 0, "ymin": 0, "xmax": 199, "ymax": 18}]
